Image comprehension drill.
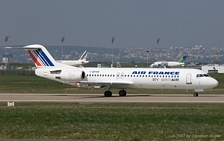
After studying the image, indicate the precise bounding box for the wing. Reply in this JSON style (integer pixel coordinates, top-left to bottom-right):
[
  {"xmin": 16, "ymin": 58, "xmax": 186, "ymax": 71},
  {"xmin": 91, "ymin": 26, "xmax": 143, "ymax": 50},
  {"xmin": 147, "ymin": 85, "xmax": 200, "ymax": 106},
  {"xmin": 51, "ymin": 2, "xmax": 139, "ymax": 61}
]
[{"xmin": 77, "ymin": 81, "xmax": 134, "ymax": 89}]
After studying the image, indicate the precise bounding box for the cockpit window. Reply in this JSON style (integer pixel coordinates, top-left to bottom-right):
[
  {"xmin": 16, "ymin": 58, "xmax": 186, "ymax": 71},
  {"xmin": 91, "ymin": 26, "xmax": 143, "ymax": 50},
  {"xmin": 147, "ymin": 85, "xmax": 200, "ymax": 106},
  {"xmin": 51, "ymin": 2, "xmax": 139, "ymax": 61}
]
[
  {"xmin": 203, "ymin": 74, "xmax": 209, "ymax": 77},
  {"xmin": 196, "ymin": 74, "xmax": 210, "ymax": 77}
]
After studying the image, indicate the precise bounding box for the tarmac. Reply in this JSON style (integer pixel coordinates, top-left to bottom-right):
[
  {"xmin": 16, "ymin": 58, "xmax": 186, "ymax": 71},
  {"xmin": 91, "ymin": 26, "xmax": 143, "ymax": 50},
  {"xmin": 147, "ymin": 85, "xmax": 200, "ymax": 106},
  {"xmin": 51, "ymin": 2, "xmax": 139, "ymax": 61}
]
[{"xmin": 0, "ymin": 93, "xmax": 224, "ymax": 103}]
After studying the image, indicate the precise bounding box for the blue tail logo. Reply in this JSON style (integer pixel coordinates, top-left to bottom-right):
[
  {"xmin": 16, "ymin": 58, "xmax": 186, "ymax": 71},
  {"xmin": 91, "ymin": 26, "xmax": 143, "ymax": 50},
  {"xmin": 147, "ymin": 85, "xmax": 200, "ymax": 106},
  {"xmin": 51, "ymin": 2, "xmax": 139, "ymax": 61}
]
[{"xmin": 28, "ymin": 48, "xmax": 54, "ymax": 66}]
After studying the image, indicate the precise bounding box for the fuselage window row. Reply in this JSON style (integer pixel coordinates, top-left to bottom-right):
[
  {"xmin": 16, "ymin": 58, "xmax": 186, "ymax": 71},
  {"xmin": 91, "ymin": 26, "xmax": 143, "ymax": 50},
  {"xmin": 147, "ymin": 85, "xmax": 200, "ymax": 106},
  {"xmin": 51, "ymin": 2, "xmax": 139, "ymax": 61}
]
[{"xmin": 86, "ymin": 74, "xmax": 179, "ymax": 78}]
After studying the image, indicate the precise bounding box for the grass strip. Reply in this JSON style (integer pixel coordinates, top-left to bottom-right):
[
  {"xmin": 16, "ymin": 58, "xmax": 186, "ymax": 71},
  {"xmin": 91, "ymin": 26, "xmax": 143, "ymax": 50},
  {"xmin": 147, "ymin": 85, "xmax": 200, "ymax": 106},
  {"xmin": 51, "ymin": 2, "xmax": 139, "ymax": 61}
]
[{"xmin": 0, "ymin": 102, "xmax": 223, "ymax": 140}]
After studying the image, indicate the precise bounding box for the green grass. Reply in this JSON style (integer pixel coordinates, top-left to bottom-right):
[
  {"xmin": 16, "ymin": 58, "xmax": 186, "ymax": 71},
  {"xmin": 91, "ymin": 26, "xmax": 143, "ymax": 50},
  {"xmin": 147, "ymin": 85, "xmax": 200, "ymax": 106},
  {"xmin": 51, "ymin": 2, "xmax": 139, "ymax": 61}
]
[
  {"xmin": 0, "ymin": 73, "xmax": 223, "ymax": 94},
  {"xmin": 0, "ymin": 72, "xmax": 224, "ymax": 140},
  {"xmin": 0, "ymin": 103, "xmax": 223, "ymax": 140}
]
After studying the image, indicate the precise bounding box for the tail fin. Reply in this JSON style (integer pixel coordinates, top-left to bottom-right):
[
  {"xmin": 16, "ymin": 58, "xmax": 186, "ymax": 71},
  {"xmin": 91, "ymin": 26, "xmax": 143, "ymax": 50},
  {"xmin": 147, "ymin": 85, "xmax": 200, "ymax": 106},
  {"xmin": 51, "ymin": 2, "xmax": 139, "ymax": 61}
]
[
  {"xmin": 79, "ymin": 51, "xmax": 88, "ymax": 60},
  {"xmin": 24, "ymin": 44, "xmax": 56, "ymax": 67},
  {"xmin": 178, "ymin": 56, "xmax": 188, "ymax": 62}
]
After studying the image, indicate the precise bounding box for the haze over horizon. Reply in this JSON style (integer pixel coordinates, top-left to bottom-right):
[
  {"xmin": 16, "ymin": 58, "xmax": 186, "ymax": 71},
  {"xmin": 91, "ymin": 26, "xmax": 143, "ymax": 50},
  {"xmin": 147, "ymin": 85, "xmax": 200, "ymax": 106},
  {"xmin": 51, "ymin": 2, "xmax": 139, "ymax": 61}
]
[{"xmin": 1, "ymin": 0, "xmax": 224, "ymax": 49}]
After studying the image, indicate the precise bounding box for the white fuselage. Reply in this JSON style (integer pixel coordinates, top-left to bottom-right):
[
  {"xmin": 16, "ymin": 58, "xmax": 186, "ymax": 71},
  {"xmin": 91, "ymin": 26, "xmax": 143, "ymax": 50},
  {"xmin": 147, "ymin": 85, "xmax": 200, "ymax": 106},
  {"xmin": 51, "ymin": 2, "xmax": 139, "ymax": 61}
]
[
  {"xmin": 23, "ymin": 44, "xmax": 215, "ymax": 96},
  {"xmin": 35, "ymin": 67, "xmax": 218, "ymax": 91},
  {"xmin": 56, "ymin": 60, "xmax": 89, "ymax": 66},
  {"xmin": 150, "ymin": 61, "xmax": 184, "ymax": 67}
]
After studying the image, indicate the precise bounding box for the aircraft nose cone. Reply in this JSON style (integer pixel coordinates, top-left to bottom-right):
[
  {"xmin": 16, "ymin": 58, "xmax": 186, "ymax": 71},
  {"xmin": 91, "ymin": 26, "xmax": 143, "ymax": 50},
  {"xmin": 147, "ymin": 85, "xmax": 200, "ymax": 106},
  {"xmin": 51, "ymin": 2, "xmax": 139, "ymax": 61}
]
[{"xmin": 212, "ymin": 78, "xmax": 218, "ymax": 88}]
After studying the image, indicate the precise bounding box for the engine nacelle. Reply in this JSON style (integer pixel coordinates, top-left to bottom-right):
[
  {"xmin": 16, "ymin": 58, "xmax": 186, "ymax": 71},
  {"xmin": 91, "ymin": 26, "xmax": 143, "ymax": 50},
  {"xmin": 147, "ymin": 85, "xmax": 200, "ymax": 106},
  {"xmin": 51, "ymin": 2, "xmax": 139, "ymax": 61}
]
[{"xmin": 58, "ymin": 70, "xmax": 85, "ymax": 81}]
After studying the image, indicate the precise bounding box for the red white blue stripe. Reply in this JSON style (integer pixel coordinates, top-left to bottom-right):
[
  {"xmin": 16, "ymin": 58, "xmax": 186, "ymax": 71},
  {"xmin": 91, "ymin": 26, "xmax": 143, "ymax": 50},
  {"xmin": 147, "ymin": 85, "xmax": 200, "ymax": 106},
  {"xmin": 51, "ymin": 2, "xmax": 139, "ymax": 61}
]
[
  {"xmin": 28, "ymin": 48, "xmax": 54, "ymax": 66},
  {"xmin": 79, "ymin": 51, "xmax": 87, "ymax": 60}
]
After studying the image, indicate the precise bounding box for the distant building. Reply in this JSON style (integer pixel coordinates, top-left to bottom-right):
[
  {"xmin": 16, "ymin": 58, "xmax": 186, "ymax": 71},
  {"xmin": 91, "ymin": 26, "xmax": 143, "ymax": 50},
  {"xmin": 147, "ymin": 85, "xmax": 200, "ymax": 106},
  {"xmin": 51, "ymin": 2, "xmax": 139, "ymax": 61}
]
[
  {"xmin": 2, "ymin": 57, "xmax": 8, "ymax": 63},
  {"xmin": 201, "ymin": 65, "xmax": 224, "ymax": 73}
]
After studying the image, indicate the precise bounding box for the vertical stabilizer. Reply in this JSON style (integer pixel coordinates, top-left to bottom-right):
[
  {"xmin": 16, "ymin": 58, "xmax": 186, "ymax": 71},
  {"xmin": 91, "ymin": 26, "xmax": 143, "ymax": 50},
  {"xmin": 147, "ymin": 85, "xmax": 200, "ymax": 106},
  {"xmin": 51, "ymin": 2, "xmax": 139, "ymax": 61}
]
[
  {"xmin": 178, "ymin": 56, "xmax": 188, "ymax": 63},
  {"xmin": 24, "ymin": 44, "xmax": 56, "ymax": 67},
  {"xmin": 79, "ymin": 51, "xmax": 88, "ymax": 60}
]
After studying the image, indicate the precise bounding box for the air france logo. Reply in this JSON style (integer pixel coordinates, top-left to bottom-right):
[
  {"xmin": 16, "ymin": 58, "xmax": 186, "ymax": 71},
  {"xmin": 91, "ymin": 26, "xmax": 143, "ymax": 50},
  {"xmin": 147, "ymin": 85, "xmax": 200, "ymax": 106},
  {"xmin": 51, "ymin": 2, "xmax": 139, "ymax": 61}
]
[
  {"xmin": 132, "ymin": 71, "xmax": 180, "ymax": 75},
  {"xmin": 132, "ymin": 71, "xmax": 180, "ymax": 82}
]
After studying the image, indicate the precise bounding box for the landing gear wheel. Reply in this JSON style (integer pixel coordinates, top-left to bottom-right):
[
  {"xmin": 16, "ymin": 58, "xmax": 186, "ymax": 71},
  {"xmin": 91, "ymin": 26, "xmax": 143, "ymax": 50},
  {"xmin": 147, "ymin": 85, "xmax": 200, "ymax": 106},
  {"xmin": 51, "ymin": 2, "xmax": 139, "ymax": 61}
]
[
  {"xmin": 193, "ymin": 92, "xmax": 198, "ymax": 97},
  {"xmin": 119, "ymin": 90, "xmax": 127, "ymax": 96},
  {"xmin": 104, "ymin": 91, "xmax": 112, "ymax": 97}
]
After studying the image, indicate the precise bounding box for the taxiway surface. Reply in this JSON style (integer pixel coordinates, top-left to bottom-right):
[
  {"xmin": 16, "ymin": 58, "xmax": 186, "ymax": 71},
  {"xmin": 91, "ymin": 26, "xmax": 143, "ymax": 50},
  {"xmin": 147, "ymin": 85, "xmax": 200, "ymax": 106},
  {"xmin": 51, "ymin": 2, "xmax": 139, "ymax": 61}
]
[{"xmin": 0, "ymin": 93, "xmax": 223, "ymax": 103}]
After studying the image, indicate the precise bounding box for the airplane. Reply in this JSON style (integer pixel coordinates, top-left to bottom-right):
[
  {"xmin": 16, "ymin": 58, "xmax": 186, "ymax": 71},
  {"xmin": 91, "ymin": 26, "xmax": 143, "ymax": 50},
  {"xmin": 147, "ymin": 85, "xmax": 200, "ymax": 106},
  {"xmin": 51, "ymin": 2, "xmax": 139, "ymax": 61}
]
[
  {"xmin": 150, "ymin": 56, "xmax": 188, "ymax": 68},
  {"xmin": 24, "ymin": 44, "xmax": 218, "ymax": 97},
  {"xmin": 56, "ymin": 51, "xmax": 89, "ymax": 66}
]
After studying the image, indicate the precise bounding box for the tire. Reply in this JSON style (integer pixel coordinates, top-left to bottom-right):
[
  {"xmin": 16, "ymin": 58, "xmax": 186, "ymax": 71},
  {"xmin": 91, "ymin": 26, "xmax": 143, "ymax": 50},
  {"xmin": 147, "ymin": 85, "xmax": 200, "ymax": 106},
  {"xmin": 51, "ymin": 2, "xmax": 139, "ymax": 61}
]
[
  {"xmin": 104, "ymin": 91, "xmax": 112, "ymax": 97},
  {"xmin": 119, "ymin": 90, "xmax": 127, "ymax": 96}
]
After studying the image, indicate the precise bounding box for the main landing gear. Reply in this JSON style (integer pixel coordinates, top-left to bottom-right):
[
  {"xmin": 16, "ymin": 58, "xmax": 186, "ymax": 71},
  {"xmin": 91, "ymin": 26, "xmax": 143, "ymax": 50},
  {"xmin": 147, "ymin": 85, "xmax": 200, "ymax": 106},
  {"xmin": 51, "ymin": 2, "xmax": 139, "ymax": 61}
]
[
  {"xmin": 104, "ymin": 91, "xmax": 112, "ymax": 97},
  {"xmin": 104, "ymin": 89, "xmax": 127, "ymax": 97},
  {"xmin": 119, "ymin": 89, "xmax": 126, "ymax": 96},
  {"xmin": 193, "ymin": 92, "xmax": 198, "ymax": 97}
]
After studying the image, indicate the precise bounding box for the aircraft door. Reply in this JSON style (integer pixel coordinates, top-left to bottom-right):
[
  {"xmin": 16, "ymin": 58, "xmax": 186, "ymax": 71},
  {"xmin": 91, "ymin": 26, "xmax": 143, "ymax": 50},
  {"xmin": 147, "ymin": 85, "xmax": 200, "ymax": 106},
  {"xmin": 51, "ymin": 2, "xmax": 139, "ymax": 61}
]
[
  {"xmin": 116, "ymin": 72, "xmax": 124, "ymax": 79},
  {"xmin": 116, "ymin": 72, "xmax": 120, "ymax": 79},
  {"xmin": 120, "ymin": 72, "xmax": 124, "ymax": 79},
  {"xmin": 186, "ymin": 74, "xmax": 192, "ymax": 84}
]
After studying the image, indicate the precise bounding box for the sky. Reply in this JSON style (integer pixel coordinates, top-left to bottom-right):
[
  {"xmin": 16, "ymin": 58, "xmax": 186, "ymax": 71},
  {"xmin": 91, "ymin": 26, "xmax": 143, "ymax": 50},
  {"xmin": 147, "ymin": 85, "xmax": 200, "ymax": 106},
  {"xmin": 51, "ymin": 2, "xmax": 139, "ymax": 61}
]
[{"xmin": 0, "ymin": 0, "xmax": 224, "ymax": 48}]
